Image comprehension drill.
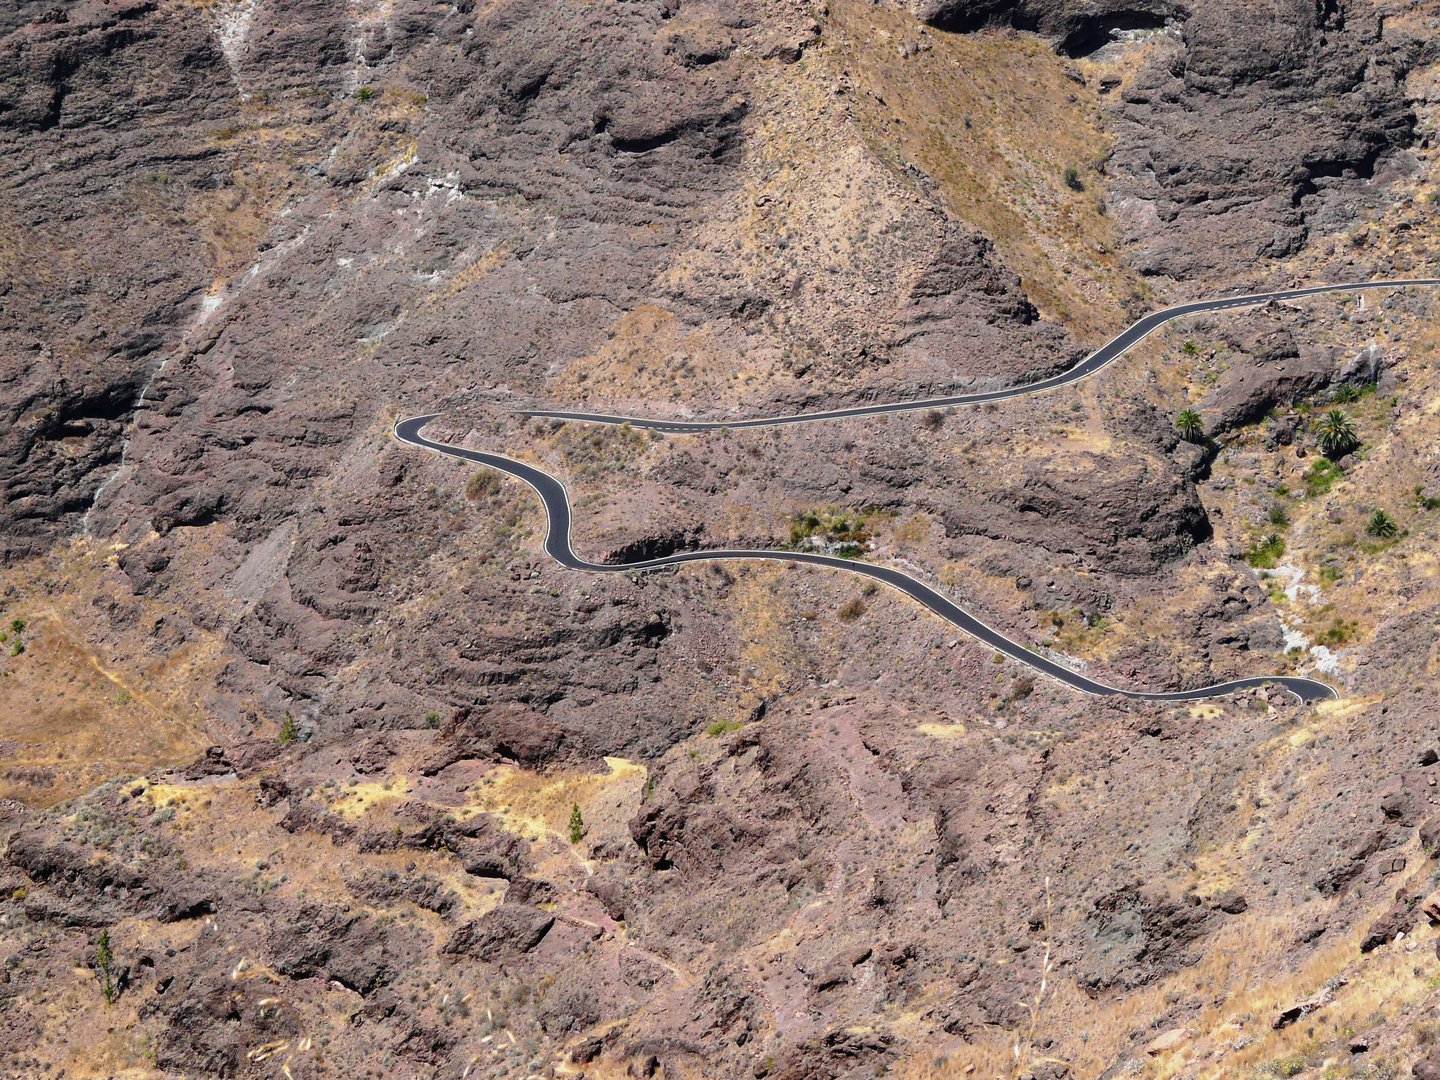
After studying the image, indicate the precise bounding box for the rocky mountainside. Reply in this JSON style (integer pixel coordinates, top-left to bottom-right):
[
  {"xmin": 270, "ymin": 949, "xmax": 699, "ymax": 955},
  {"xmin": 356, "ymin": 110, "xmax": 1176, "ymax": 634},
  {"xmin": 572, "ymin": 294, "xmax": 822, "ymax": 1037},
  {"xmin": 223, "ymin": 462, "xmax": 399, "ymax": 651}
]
[{"xmin": 5, "ymin": 0, "xmax": 1440, "ymax": 1078}]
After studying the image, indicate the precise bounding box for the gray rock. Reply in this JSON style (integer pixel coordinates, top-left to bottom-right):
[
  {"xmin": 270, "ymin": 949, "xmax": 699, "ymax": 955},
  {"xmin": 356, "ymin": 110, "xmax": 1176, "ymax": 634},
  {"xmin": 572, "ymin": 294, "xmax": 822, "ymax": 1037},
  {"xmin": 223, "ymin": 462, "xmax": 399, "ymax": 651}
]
[
  {"xmin": 943, "ymin": 451, "xmax": 1210, "ymax": 575},
  {"xmin": 443, "ymin": 904, "xmax": 556, "ymax": 960}
]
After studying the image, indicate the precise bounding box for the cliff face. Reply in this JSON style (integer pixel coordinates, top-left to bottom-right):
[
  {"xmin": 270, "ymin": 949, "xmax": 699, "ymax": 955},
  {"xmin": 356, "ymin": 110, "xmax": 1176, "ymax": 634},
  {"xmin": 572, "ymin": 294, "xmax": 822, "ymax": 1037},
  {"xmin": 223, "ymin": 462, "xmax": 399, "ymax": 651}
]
[
  {"xmin": 1105, "ymin": 0, "xmax": 1426, "ymax": 279},
  {"xmin": 920, "ymin": 0, "xmax": 1429, "ymax": 279},
  {"xmin": 5, "ymin": 0, "xmax": 1440, "ymax": 1077}
]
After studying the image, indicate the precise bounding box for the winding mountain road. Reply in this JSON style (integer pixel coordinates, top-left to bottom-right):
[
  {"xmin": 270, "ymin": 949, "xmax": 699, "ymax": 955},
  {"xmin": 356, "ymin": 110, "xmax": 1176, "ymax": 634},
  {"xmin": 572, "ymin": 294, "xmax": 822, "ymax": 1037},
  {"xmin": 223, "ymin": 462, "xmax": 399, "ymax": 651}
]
[
  {"xmin": 395, "ymin": 280, "xmax": 1440, "ymax": 703},
  {"xmin": 524, "ymin": 280, "xmax": 1440, "ymax": 433}
]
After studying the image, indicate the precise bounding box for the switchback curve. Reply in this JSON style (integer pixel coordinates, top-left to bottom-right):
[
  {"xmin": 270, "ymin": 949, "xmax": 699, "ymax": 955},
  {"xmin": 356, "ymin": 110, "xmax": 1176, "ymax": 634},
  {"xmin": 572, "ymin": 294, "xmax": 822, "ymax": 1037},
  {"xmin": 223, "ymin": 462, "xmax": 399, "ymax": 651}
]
[
  {"xmin": 396, "ymin": 279, "xmax": 1440, "ymax": 704},
  {"xmin": 522, "ymin": 279, "xmax": 1440, "ymax": 432},
  {"xmin": 394, "ymin": 415, "xmax": 1332, "ymax": 703}
]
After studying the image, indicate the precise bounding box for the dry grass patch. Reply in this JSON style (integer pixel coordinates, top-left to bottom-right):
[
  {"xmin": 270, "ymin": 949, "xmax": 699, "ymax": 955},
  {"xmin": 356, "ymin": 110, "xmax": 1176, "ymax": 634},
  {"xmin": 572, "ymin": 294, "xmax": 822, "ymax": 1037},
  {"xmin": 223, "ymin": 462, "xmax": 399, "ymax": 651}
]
[
  {"xmin": 549, "ymin": 303, "xmax": 745, "ymax": 407},
  {"xmin": 463, "ymin": 757, "xmax": 648, "ymax": 849},
  {"xmin": 0, "ymin": 612, "xmax": 207, "ymax": 806},
  {"xmin": 824, "ymin": 0, "xmax": 1139, "ymax": 338},
  {"xmin": 915, "ymin": 721, "xmax": 968, "ymax": 737},
  {"xmin": 325, "ymin": 774, "xmax": 411, "ymax": 820}
]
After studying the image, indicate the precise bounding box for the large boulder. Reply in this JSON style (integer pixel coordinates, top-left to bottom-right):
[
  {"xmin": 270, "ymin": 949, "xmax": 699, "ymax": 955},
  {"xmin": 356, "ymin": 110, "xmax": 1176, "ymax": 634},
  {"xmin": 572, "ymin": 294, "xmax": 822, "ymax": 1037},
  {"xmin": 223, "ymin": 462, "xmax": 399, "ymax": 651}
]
[
  {"xmin": 443, "ymin": 904, "xmax": 556, "ymax": 961},
  {"xmin": 944, "ymin": 451, "xmax": 1210, "ymax": 574},
  {"xmin": 1360, "ymin": 897, "xmax": 1416, "ymax": 953}
]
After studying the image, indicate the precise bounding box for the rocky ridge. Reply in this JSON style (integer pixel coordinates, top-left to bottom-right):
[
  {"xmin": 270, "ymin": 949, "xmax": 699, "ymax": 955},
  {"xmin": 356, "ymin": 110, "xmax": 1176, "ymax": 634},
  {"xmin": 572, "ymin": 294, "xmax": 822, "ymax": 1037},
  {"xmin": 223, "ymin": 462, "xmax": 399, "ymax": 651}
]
[{"xmin": 4, "ymin": 0, "xmax": 1440, "ymax": 1077}]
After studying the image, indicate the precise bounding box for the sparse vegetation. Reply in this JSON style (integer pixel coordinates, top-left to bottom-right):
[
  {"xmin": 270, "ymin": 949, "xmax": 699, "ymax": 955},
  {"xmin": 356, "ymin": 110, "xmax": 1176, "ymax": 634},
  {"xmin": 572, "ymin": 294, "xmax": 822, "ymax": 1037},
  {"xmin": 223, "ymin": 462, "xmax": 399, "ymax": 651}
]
[
  {"xmin": 1062, "ymin": 166, "xmax": 1083, "ymax": 191},
  {"xmin": 1180, "ymin": 339, "xmax": 1200, "ymax": 357},
  {"xmin": 556, "ymin": 422, "xmax": 648, "ymax": 478},
  {"xmin": 838, "ymin": 598, "xmax": 867, "ymax": 622},
  {"xmin": 1268, "ymin": 504, "xmax": 1290, "ymax": 528},
  {"xmin": 423, "ymin": 711, "xmax": 441, "ymax": 729},
  {"xmin": 9, "ymin": 618, "xmax": 25, "ymax": 635},
  {"xmin": 1315, "ymin": 408, "xmax": 1359, "ymax": 458},
  {"xmin": 704, "ymin": 719, "xmax": 744, "ymax": 736},
  {"xmin": 465, "ymin": 470, "xmax": 502, "ymax": 500},
  {"xmin": 355, "ymin": 86, "xmax": 376, "ymax": 102},
  {"xmin": 567, "ymin": 803, "xmax": 584, "ymax": 845},
  {"xmin": 921, "ymin": 409, "xmax": 945, "ymax": 431},
  {"xmin": 115, "ymin": 688, "xmax": 132, "ymax": 706}
]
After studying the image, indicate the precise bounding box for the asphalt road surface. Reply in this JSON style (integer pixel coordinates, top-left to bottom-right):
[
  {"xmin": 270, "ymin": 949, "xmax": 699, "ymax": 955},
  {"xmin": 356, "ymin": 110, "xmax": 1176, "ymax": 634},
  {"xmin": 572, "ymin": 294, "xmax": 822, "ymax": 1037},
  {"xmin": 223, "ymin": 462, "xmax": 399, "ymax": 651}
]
[
  {"xmin": 397, "ymin": 279, "xmax": 1440, "ymax": 703},
  {"xmin": 522, "ymin": 279, "xmax": 1440, "ymax": 433}
]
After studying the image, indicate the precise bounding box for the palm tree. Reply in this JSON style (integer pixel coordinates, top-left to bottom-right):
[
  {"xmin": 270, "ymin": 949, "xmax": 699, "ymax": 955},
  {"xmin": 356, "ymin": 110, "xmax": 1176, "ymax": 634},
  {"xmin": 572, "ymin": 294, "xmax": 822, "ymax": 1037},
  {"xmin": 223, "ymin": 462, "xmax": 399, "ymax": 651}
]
[
  {"xmin": 1175, "ymin": 408, "xmax": 1204, "ymax": 443},
  {"xmin": 1315, "ymin": 408, "xmax": 1358, "ymax": 458},
  {"xmin": 1366, "ymin": 509, "xmax": 1398, "ymax": 539}
]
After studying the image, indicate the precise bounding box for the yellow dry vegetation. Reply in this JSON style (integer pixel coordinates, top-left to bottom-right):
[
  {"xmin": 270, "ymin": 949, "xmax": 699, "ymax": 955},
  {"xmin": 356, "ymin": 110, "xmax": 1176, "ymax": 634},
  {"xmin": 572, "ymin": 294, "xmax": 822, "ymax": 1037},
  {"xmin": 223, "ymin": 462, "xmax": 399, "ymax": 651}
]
[
  {"xmin": 915, "ymin": 721, "xmax": 967, "ymax": 737},
  {"xmin": 0, "ymin": 609, "xmax": 209, "ymax": 806},
  {"xmin": 550, "ymin": 303, "xmax": 743, "ymax": 405},
  {"xmin": 326, "ymin": 775, "xmax": 411, "ymax": 819},
  {"xmin": 724, "ymin": 563, "xmax": 809, "ymax": 717},
  {"xmin": 1135, "ymin": 904, "xmax": 1437, "ymax": 1080},
  {"xmin": 462, "ymin": 756, "xmax": 648, "ymax": 847},
  {"xmin": 889, "ymin": 512, "xmax": 933, "ymax": 547},
  {"xmin": 823, "ymin": 0, "xmax": 1139, "ymax": 337},
  {"xmin": 184, "ymin": 163, "xmax": 297, "ymax": 280}
]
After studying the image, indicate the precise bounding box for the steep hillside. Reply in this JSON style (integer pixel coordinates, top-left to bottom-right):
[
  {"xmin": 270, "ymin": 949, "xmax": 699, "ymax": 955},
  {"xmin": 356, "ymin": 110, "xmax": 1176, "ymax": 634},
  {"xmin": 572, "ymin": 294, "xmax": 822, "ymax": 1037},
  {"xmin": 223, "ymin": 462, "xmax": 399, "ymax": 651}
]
[{"xmin": 5, "ymin": 0, "xmax": 1440, "ymax": 1078}]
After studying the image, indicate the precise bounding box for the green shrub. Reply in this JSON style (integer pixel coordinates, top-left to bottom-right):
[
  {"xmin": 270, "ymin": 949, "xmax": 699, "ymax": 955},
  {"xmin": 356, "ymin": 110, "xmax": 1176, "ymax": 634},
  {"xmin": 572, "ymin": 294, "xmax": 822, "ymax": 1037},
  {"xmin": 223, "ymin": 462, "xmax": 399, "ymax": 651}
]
[
  {"xmin": 1320, "ymin": 617, "xmax": 1358, "ymax": 645},
  {"xmin": 1246, "ymin": 533, "xmax": 1286, "ymax": 569},
  {"xmin": 1303, "ymin": 458, "xmax": 1338, "ymax": 497},
  {"xmin": 355, "ymin": 86, "xmax": 376, "ymax": 102},
  {"xmin": 704, "ymin": 719, "xmax": 744, "ymax": 736},
  {"xmin": 1332, "ymin": 382, "xmax": 1375, "ymax": 404},
  {"xmin": 1063, "ymin": 166, "xmax": 1083, "ymax": 191},
  {"xmin": 1268, "ymin": 504, "xmax": 1290, "ymax": 528},
  {"xmin": 567, "ymin": 803, "xmax": 584, "ymax": 845},
  {"xmin": 423, "ymin": 711, "xmax": 441, "ymax": 729},
  {"xmin": 1366, "ymin": 509, "xmax": 1398, "ymax": 538},
  {"xmin": 465, "ymin": 470, "xmax": 502, "ymax": 500},
  {"xmin": 1315, "ymin": 408, "xmax": 1358, "ymax": 458},
  {"xmin": 1175, "ymin": 408, "xmax": 1204, "ymax": 443},
  {"xmin": 788, "ymin": 505, "xmax": 884, "ymax": 554},
  {"xmin": 94, "ymin": 929, "xmax": 119, "ymax": 1005},
  {"xmin": 9, "ymin": 618, "xmax": 24, "ymax": 635},
  {"xmin": 278, "ymin": 711, "xmax": 299, "ymax": 745}
]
